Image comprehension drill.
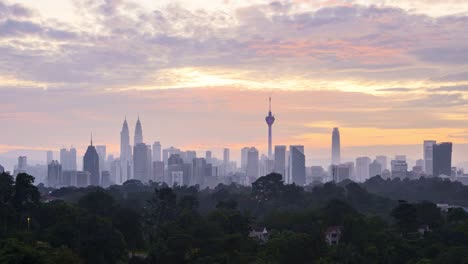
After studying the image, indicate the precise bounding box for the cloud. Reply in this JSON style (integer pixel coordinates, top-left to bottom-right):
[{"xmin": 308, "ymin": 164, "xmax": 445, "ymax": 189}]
[
  {"xmin": 429, "ymin": 85, "xmax": 468, "ymax": 92},
  {"xmin": 0, "ymin": 1, "xmax": 33, "ymax": 18},
  {"xmin": 376, "ymin": 87, "xmax": 413, "ymax": 92}
]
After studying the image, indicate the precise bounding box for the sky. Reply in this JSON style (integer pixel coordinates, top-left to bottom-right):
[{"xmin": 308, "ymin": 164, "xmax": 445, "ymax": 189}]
[{"xmin": 1, "ymin": 0, "xmax": 468, "ymax": 170}]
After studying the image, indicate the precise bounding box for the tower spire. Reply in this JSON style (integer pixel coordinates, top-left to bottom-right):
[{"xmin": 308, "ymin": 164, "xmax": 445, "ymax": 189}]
[
  {"xmin": 90, "ymin": 132, "xmax": 93, "ymax": 146},
  {"xmin": 269, "ymin": 97, "xmax": 271, "ymax": 112}
]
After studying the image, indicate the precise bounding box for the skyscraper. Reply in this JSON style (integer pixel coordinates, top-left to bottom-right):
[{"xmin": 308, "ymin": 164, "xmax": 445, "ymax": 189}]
[
  {"xmin": 223, "ymin": 148, "xmax": 230, "ymax": 164},
  {"xmin": 96, "ymin": 145, "xmax": 107, "ymax": 172},
  {"xmin": 369, "ymin": 159, "xmax": 382, "ymax": 178},
  {"xmin": 241, "ymin": 147, "xmax": 250, "ymax": 171},
  {"xmin": 83, "ymin": 137, "xmax": 100, "ymax": 186},
  {"xmin": 356, "ymin": 157, "xmax": 371, "ymax": 182},
  {"xmin": 433, "ymin": 142, "xmax": 452, "ymax": 177},
  {"xmin": 18, "ymin": 156, "xmax": 27, "ymax": 172},
  {"xmin": 120, "ymin": 118, "xmax": 130, "ymax": 183},
  {"xmin": 0, "ymin": 164, "xmax": 4, "ymax": 173},
  {"xmin": 47, "ymin": 160, "xmax": 62, "ymax": 188},
  {"xmin": 274, "ymin": 145, "xmax": 286, "ymax": 179},
  {"xmin": 193, "ymin": 158, "xmax": 207, "ymax": 186},
  {"xmin": 331, "ymin": 127, "xmax": 341, "ymax": 165},
  {"xmin": 46, "ymin": 151, "xmax": 53, "ymax": 165},
  {"xmin": 205, "ymin": 151, "xmax": 212, "ymax": 164},
  {"xmin": 289, "ymin": 145, "xmax": 305, "ymax": 186},
  {"xmin": 69, "ymin": 148, "xmax": 77, "ymax": 171},
  {"xmin": 391, "ymin": 159, "xmax": 408, "ymax": 179},
  {"xmin": 152, "ymin": 141, "xmax": 162, "ymax": 162},
  {"xmin": 60, "ymin": 148, "xmax": 76, "ymax": 170},
  {"xmin": 424, "ymin": 140, "xmax": 436, "ymax": 175},
  {"xmin": 331, "ymin": 163, "xmax": 352, "ymax": 183},
  {"xmin": 134, "ymin": 117, "xmax": 143, "ymax": 145},
  {"xmin": 246, "ymin": 147, "xmax": 259, "ymax": 184},
  {"xmin": 265, "ymin": 97, "xmax": 275, "ymax": 159},
  {"xmin": 133, "ymin": 143, "xmax": 149, "ymax": 183},
  {"xmin": 376, "ymin": 156, "xmax": 388, "ymax": 171}
]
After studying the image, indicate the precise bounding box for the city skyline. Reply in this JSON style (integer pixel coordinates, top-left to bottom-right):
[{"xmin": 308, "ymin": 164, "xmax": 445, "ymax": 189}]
[{"xmin": 1, "ymin": 0, "xmax": 468, "ymax": 171}]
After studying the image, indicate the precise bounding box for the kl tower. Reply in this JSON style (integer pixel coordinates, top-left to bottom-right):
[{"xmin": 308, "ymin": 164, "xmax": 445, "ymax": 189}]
[{"xmin": 265, "ymin": 97, "xmax": 275, "ymax": 159}]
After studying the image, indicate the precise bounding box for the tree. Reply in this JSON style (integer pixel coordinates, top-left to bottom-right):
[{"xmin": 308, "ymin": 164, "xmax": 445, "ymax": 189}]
[
  {"xmin": 13, "ymin": 173, "xmax": 40, "ymax": 210},
  {"xmin": 252, "ymin": 173, "xmax": 283, "ymax": 201},
  {"xmin": 78, "ymin": 189, "xmax": 116, "ymax": 217},
  {"xmin": 391, "ymin": 201, "xmax": 418, "ymax": 235}
]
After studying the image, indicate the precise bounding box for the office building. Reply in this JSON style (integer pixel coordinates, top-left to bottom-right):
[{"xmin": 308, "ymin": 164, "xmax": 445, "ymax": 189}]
[
  {"xmin": 96, "ymin": 145, "xmax": 107, "ymax": 172},
  {"xmin": 246, "ymin": 147, "xmax": 259, "ymax": 184},
  {"xmin": 193, "ymin": 158, "xmax": 207, "ymax": 186},
  {"xmin": 153, "ymin": 161, "xmax": 165, "ymax": 182},
  {"xmin": 331, "ymin": 127, "xmax": 341, "ymax": 165},
  {"xmin": 223, "ymin": 148, "xmax": 230, "ymax": 164},
  {"xmin": 356, "ymin": 157, "xmax": 371, "ymax": 182},
  {"xmin": 83, "ymin": 137, "xmax": 100, "ymax": 186},
  {"xmin": 134, "ymin": 143, "xmax": 150, "ymax": 183},
  {"xmin": 47, "ymin": 160, "xmax": 62, "ymax": 188},
  {"xmin": 424, "ymin": 140, "xmax": 436, "ymax": 175},
  {"xmin": 289, "ymin": 145, "xmax": 305, "ymax": 185},
  {"xmin": 376, "ymin": 156, "xmax": 387, "ymax": 171},
  {"xmin": 331, "ymin": 163, "xmax": 352, "ymax": 183},
  {"xmin": 205, "ymin": 151, "xmax": 212, "ymax": 164},
  {"xmin": 433, "ymin": 142, "xmax": 452, "ymax": 177},
  {"xmin": 120, "ymin": 117, "xmax": 131, "ymax": 183},
  {"xmin": 46, "ymin": 151, "xmax": 53, "ymax": 165},
  {"xmin": 152, "ymin": 141, "xmax": 162, "ymax": 162},
  {"xmin": 391, "ymin": 160, "xmax": 408, "ymax": 179},
  {"xmin": 369, "ymin": 159, "xmax": 382, "ymax": 178},
  {"xmin": 274, "ymin": 145, "xmax": 286, "ymax": 179},
  {"xmin": 76, "ymin": 171, "xmax": 90, "ymax": 187},
  {"xmin": 241, "ymin": 147, "xmax": 250, "ymax": 171}
]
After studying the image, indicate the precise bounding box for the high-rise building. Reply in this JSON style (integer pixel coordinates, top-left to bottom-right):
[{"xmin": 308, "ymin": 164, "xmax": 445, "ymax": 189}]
[
  {"xmin": 184, "ymin": 151, "xmax": 197, "ymax": 164},
  {"xmin": 205, "ymin": 151, "xmax": 212, "ymax": 164},
  {"xmin": 163, "ymin": 147, "xmax": 181, "ymax": 164},
  {"xmin": 356, "ymin": 157, "xmax": 371, "ymax": 182},
  {"xmin": 416, "ymin": 159, "xmax": 425, "ymax": 169},
  {"xmin": 274, "ymin": 145, "xmax": 287, "ymax": 179},
  {"xmin": 47, "ymin": 160, "xmax": 62, "ymax": 188},
  {"xmin": 60, "ymin": 148, "xmax": 76, "ymax": 171},
  {"xmin": 331, "ymin": 127, "xmax": 341, "ymax": 165},
  {"xmin": 96, "ymin": 145, "xmax": 107, "ymax": 172},
  {"xmin": 18, "ymin": 156, "xmax": 27, "ymax": 172},
  {"xmin": 246, "ymin": 147, "xmax": 259, "ymax": 184},
  {"xmin": 133, "ymin": 143, "xmax": 149, "ymax": 183},
  {"xmin": 241, "ymin": 147, "xmax": 250, "ymax": 171},
  {"xmin": 289, "ymin": 145, "xmax": 305, "ymax": 186},
  {"xmin": 193, "ymin": 158, "xmax": 207, "ymax": 186},
  {"xmin": 265, "ymin": 97, "xmax": 275, "ymax": 159},
  {"xmin": 331, "ymin": 163, "xmax": 352, "ymax": 183},
  {"xmin": 152, "ymin": 161, "xmax": 165, "ymax": 183},
  {"xmin": 424, "ymin": 140, "xmax": 436, "ymax": 175},
  {"xmin": 46, "ymin": 151, "xmax": 53, "ymax": 165},
  {"xmin": 369, "ymin": 159, "xmax": 382, "ymax": 178},
  {"xmin": 76, "ymin": 171, "xmax": 90, "ymax": 187},
  {"xmin": 223, "ymin": 148, "xmax": 230, "ymax": 164},
  {"xmin": 395, "ymin": 155, "xmax": 406, "ymax": 161},
  {"xmin": 62, "ymin": 170, "xmax": 76, "ymax": 187},
  {"xmin": 134, "ymin": 117, "xmax": 143, "ymax": 145},
  {"xmin": 83, "ymin": 137, "xmax": 100, "ymax": 186},
  {"xmin": 69, "ymin": 148, "xmax": 77, "ymax": 171},
  {"xmin": 391, "ymin": 160, "xmax": 408, "ymax": 179},
  {"xmin": 152, "ymin": 141, "xmax": 162, "ymax": 162},
  {"xmin": 120, "ymin": 118, "xmax": 130, "ymax": 183},
  {"xmin": 376, "ymin": 156, "xmax": 388, "ymax": 171},
  {"xmin": 433, "ymin": 142, "xmax": 452, "ymax": 177},
  {"xmin": 0, "ymin": 164, "xmax": 4, "ymax": 173}
]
